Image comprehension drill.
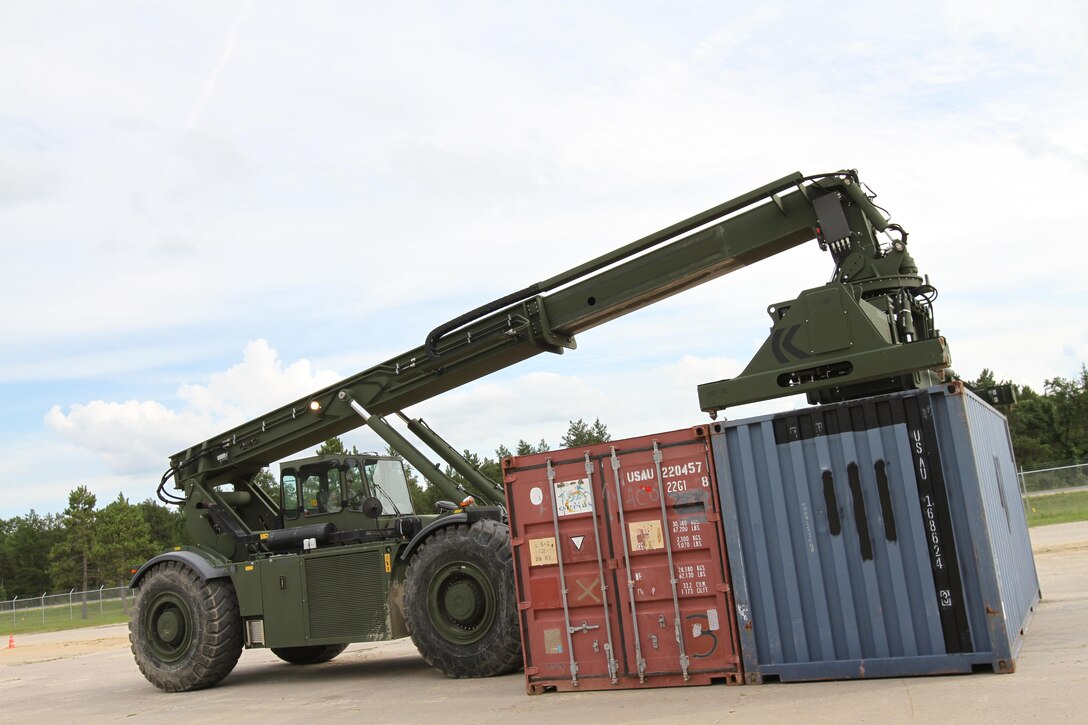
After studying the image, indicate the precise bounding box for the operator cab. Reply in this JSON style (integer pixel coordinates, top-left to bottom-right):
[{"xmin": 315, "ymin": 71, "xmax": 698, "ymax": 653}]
[{"xmin": 278, "ymin": 454, "xmax": 416, "ymax": 532}]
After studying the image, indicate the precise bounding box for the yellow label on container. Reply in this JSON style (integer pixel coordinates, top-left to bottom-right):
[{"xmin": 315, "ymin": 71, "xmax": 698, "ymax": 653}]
[
  {"xmin": 628, "ymin": 520, "xmax": 665, "ymax": 552},
  {"xmin": 543, "ymin": 628, "xmax": 563, "ymax": 654},
  {"xmin": 244, "ymin": 565, "xmax": 254, "ymax": 572},
  {"xmin": 384, "ymin": 552, "xmax": 392, "ymax": 573},
  {"xmin": 529, "ymin": 537, "xmax": 558, "ymax": 566}
]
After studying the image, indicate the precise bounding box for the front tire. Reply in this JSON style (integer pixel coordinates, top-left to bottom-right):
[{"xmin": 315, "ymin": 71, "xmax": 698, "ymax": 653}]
[
  {"xmin": 271, "ymin": 643, "xmax": 348, "ymax": 665},
  {"xmin": 129, "ymin": 561, "xmax": 243, "ymax": 692},
  {"xmin": 403, "ymin": 519, "xmax": 522, "ymax": 678}
]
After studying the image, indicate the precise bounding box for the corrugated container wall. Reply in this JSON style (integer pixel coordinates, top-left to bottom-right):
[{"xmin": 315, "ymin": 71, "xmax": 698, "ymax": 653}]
[
  {"xmin": 503, "ymin": 427, "xmax": 743, "ymax": 693},
  {"xmin": 711, "ymin": 382, "xmax": 1040, "ymax": 683}
]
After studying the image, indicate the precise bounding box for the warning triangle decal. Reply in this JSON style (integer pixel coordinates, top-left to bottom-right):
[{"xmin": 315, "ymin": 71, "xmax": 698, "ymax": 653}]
[{"xmin": 571, "ymin": 535, "xmax": 585, "ymax": 551}]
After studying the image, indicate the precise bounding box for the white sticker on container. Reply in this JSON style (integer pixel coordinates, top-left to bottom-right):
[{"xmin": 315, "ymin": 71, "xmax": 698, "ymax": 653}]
[
  {"xmin": 707, "ymin": 608, "xmax": 720, "ymax": 631},
  {"xmin": 554, "ymin": 478, "xmax": 593, "ymax": 517},
  {"xmin": 529, "ymin": 486, "xmax": 543, "ymax": 506}
]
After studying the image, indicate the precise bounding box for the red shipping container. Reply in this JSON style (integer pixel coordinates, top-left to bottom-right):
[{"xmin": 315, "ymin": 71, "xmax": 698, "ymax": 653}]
[{"xmin": 503, "ymin": 426, "xmax": 743, "ymax": 693}]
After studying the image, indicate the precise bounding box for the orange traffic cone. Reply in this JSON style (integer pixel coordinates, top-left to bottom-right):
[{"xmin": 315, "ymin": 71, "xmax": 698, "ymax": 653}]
[{"xmin": 6, "ymin": 635, "xmax": 13, "ymax": 649}]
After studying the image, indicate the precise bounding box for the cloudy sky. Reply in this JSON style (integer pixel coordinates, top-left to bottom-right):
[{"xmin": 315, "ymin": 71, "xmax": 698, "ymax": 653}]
[{"xmin": 3, "ymin": 2, "xmax": 1085, "ymax": 518}]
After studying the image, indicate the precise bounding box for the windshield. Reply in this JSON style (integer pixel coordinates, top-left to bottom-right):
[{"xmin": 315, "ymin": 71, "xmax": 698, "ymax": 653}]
[{"xmin": 365, "ymin": 459, "xmax": 414, "ymax": 515}]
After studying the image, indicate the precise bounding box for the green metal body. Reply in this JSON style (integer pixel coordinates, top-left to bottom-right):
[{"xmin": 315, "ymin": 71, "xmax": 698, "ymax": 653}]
[
  {"xmin": 697, "ymin": 175, "xmax": 949, "ymax": 412},
  {"xmin": 230, "ymin": 540, "xmax": 400, "ymax": 648},
  {"xmin": 142, "ymin": 168, "xmax": 951, "ymax": 656},
  {"xmin": 146, "ymin": 450, "xmax": 486, "ymax": 651}
]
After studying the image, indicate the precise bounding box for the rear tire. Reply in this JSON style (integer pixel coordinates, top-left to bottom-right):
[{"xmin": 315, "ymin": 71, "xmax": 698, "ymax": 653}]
[
  {"xmin": 403, "ymin": 519, "xmax": 522, "ymax": 678},
  {"xmin": 129, "ymin": 561, "xmax": 243, "ymax": 692},
  {"xmin": 271, "ymin": 643, "xmax": 348, "ymax": 665}
]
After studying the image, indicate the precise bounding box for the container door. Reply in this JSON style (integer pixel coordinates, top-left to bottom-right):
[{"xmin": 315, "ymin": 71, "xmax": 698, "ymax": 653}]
[
  {"xmin": 598, "ymin": 434, "xmax": 740, "ymax": 685},
  {"xmin": 508, "ymin": 454, "xmax": 623, "ymax": 689}
]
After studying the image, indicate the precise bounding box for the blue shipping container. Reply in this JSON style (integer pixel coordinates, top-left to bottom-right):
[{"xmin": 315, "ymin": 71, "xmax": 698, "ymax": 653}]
[{"xmin": 710, "ymin": 382, "xmax": 1040, "ymax": 682}]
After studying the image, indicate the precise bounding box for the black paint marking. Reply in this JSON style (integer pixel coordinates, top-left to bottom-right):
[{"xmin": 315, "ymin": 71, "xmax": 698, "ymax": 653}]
[
  {"xmin": 875, "ymin": 460, "xmax": 898, "ymax": 541},
  {"xmin": 900, "ymin": 396, "xmax": 973, "ymax": 654},
  {"xmin": 684, "ymin": 613, "xmax": 719, "ymax": 659},
  {"xmin": 822, "ymin": 470, "xmax": 841, "ymax": 536},
  {"xmin": 847, "ymin": 462, "xmax": 874, "ymax": 561}
]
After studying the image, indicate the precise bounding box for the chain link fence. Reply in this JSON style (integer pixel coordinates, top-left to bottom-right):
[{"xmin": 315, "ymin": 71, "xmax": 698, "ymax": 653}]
[
  {"xmin": 2, "ymin": 586, "xmax": 130, "ymax": 634},
  {"xmin": 1019, "ymin": 461, "xmax": 1088, "ymax": 497}
]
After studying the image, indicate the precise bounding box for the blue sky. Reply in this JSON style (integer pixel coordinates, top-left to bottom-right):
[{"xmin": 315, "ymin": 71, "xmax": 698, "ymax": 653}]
[{"xmin": 2, "ymin": 1, "xmax": 1086, "ymax": 518}]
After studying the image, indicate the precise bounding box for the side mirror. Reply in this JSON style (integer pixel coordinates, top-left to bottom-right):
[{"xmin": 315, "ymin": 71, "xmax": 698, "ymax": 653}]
[{"xmin": 361, "ymin": 497, "xmax": 383, "ymax": 519}]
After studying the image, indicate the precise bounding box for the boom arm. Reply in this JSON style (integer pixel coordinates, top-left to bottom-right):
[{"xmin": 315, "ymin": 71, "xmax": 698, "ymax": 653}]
[{"xmin": 167, "ymin": 170, "xmax": 949, "ymax": 492}]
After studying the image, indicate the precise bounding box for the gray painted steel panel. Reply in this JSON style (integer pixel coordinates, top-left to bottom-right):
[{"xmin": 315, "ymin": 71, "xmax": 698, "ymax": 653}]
[{"xmin": 711, "ymin": 383, "xmax": 1039, "ymax": 682}]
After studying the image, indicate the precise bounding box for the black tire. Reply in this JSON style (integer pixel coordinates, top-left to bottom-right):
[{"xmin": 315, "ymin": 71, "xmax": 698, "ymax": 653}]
[
  {"xmin": 270, "ymin": 643, "xmax": 348, "ymax": 665},
  {"xmin": 403, "ymin": 519, "xmax": 522, "ymax": 678},
  {"xmin": 129, "ymin": 561, "xmax": 243, "ymax": 692}
]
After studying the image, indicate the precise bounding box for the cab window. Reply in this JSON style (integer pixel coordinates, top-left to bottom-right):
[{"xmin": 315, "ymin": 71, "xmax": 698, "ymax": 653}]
[
  {"xmin": 303, "ymin": 474, "xmax": 340, "ymax": 514},
  {"xmin": 344, "ymin": 460, "xmax": 370, "ymax": 511},
  {"xmin": 288, "ymin": 463, "xmax": 343, "ymax": 516},
  {"xmin": 281, "ymin": 473, "xmax": 299, "ymax": 519}
]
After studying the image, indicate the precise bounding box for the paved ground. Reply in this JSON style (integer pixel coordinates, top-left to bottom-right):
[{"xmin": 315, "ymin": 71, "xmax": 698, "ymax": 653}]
[{"xmin": 2, "ymin": 522, "xmax": 1085, "ymax": 724}]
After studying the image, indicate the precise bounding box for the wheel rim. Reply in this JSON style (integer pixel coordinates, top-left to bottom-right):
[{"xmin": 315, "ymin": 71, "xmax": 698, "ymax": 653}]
[
  {"xmin": 144, "ymin": 591, "xmax": 194, "ymax": 662},
  {"xmin": 426, "ymin": 562, "xmax": 496, "ymax": 644}
]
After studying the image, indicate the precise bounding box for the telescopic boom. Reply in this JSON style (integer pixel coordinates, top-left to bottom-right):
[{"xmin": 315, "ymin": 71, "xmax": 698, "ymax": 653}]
[{"xmin": 167, "ymin": 170, "xmax": 948, "ymax": 493}]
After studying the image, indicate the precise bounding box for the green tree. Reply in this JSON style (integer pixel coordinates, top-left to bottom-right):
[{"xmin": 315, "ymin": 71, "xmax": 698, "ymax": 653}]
[
  {"xmin": 4, "ymin": 511, "xmax": 62, "ymax": 598},
  {"xmin": 136, "ymin": 498, "xmax": 186, "ymax": 550},
  {"xmin": 0, "ymin": 517, "xmax": 13, "ymax": 599},
  {"xmin": 48, "ymin": 487, "xmax": 97, "ymax": 617},
  {"xmin": 479, "ymin": 444, "xmax": 511, "ymax": 488},
  {"xmin": 250, "ymin": 468, "xmax": 279, "ymax": 502},
  {"xmin": 961, "ymin": 364, "xmax": 1088, "ymax": 473},
  {"xmin": 1007, "ymin": 386, "xmax": 1058, "ymax": 468},
  {"xmin": 93, "ymin": 494, "xmax": 158, "ymax": 605},
  {"xmin": 440, "ymin": 450, "xmax": 506, "ymax": 503},
  {"xmin": 968, "ymin": 368, "xmax": 998, "ymax": 389},
  {"xmin": 317, "ymin": 437, "xmax": 359, "ymax": 455},
  {"xmin": 1041, "ymin": 366, "xmax": 1088, "ymax": 462},
  {"xmin": 561, "ymin": 418, "xmax": 611, "ymax": 448},
  {"xmin": 516, "ymin": 438, "xmax": 550, "ymax": 455},
  {"xmin": 1010, "ymin": 366, "xmax": 1088, "ymax": 468}
]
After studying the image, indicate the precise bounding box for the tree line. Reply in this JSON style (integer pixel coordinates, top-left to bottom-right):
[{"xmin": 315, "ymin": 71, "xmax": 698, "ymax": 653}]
[
  {"xmin": 0, "ymin": 489, "xmax": 184, "ymax": 601},
  {"xmin": 963, "ymin": 365, "xmax": 1088, "ymax": 470}
]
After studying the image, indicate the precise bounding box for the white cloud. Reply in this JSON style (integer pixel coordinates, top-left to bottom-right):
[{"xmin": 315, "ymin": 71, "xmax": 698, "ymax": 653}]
[
  {"xmin": 45, "ymin": 399, "xmax": 195, "ymax": 474},
  {"xmin": 45, "ymin": 340, "xmax": 341, "ymax": 474},
  {"xmin": 177, "ymin": 339, "xmax": 341, "ymax": 419}
]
